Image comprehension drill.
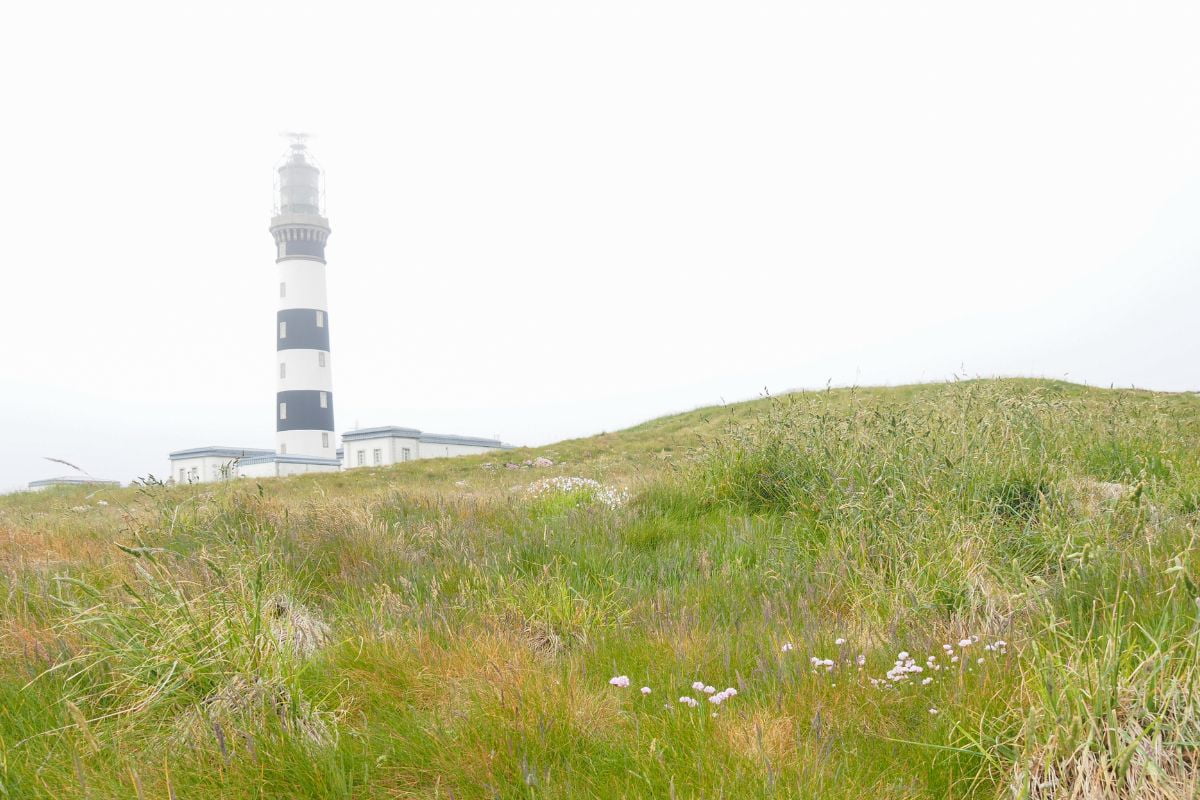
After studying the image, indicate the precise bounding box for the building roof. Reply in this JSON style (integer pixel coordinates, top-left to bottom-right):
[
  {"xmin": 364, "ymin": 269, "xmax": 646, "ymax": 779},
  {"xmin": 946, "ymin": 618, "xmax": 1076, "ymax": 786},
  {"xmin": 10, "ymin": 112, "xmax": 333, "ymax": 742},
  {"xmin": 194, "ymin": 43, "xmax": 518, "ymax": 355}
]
[
  {"xmin": 168, "ymin": 446, "xmax": 275, "ymax": 460},
  {"xmin": 340, "ymin": 426, "xmax": 421, "ymax": 441},
  {"xmin": 29, "ymin": 476, "xmax": 121, "ymax": 489},
  {"xmin": 419, "ymin": 432, "xmax": 513, "ymax": 449},
  {"xmin": 238, "ymin": 454, "xmax": 343, "ymax": 467},
  {"xmin": 340, "ymin": 426, "xmax": 512, "ymax": 449}
]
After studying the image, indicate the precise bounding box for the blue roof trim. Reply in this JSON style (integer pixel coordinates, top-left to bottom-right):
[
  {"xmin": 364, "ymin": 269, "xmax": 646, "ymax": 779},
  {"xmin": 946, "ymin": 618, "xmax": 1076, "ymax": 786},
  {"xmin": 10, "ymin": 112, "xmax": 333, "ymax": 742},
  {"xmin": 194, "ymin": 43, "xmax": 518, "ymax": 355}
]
[
  {"xmin": 340, "ymin": 426, "xmax": 421, "ymax": 441},
  {"xmin": 169, "ymin": 446, "xmax": 275, "ymax": 460},
  {"xmin": 340, "ymin": 425, "xmax": 511, "ymax": 449},
  {"xmin": 419, "ymin": 433, "xmax": 513, "ymax": 448},
  {"xmin": 29, "ymin": 477, "xmax": 121, "ymax": 488},
  {"xmin": 239, "ymin": 454, "xmax": 343, "ymax": 466}
]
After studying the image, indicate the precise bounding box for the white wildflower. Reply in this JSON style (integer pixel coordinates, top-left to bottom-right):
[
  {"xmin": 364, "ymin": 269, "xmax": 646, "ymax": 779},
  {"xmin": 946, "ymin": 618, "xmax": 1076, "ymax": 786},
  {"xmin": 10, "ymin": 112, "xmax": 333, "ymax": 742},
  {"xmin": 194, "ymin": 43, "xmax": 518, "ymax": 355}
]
[
  {"xmin": 781, "ymin": 642, "xmax": 794, "ymax": 652},
  {"xmin": 692, "ymin": 681, "xmax": 705, "ymax": 691},
  {"xmin": 609, "ymin": 675, "xmax": 630, "ymax": 688},
  {"xmin": 525, "ymin": 476, "xmax": 630, "ymax": 509},
  {"xmin": 640, "ymin": 686, "xmax": 651, "ymax": 695},
  {"xmin": 835, "ymin": 637, "xmax": 847, "ymax": 646}
]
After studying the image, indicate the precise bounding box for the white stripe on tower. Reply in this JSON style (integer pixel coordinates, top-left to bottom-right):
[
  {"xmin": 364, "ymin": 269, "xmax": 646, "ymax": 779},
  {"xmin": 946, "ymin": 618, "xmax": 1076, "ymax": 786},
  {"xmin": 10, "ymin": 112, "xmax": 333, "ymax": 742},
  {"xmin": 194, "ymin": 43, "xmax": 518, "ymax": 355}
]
[{"xmin": 270, "ymin": 136, "xmax": 335, "ymax": 459}]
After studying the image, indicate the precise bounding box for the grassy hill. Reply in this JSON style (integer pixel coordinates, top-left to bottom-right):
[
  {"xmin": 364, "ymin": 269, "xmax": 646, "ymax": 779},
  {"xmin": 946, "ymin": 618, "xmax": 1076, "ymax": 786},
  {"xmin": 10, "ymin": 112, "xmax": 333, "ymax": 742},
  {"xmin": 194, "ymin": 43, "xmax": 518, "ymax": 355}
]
[{"xmin": 2, "ymin": 379, "xmax": 1199, "ymax": 799}]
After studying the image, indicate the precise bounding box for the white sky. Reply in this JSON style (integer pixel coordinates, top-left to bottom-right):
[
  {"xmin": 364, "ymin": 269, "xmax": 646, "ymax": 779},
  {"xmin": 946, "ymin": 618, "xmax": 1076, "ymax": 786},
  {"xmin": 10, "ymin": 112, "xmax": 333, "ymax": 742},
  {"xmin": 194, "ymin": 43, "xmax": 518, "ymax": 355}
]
[{"xmin": 3, "ymin": 1, "xmax": 1199, "ymax": 491}]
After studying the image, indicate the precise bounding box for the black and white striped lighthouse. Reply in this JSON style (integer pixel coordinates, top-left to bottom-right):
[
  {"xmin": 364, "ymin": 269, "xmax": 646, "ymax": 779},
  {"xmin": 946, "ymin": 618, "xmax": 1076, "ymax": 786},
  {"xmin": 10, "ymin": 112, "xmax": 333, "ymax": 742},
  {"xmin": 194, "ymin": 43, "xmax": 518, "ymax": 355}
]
[{"xmin": 270, "ymin": 136, "xmax": 335, "ymax": 458}]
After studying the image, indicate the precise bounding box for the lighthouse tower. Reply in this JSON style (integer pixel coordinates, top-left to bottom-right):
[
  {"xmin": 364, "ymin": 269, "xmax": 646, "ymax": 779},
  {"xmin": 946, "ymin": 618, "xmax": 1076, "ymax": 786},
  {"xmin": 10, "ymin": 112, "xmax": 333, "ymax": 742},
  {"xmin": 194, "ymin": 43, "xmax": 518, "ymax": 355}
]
[{"xmin": 271, "ymin": 136, "xmax": 335, "ymax": 459}]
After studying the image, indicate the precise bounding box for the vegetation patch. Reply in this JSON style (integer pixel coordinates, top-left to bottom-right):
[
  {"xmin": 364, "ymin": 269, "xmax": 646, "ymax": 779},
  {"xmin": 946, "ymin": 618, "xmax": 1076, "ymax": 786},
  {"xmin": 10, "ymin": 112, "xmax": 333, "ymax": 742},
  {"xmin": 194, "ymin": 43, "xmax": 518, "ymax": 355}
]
[{"xmin": 2, "ymin": 379, "xmax": 1199, "ymax": 798}]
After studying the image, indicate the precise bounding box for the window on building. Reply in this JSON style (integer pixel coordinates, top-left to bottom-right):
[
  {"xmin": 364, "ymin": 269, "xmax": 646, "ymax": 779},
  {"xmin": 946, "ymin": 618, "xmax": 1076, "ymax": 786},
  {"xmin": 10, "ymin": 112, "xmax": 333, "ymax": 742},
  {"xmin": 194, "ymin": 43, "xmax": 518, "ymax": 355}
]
[
  {"xmin": 279, "ymin": 321, "xmax": 287, "ymax": 338},
  {"xmin": 279, "ymin": 402, "xmax": 287, "ymax": 420},
  {"xmin": 319, "ymin": 392, "xmax": 327, "ymax": 408},
  {"xmin": 373, "ymin": 448, "xmax": 382, "ymax": 465},
  {"xmin": 316, "ymin": 310, "xmax": 325, "ymax": 327},
  {"xmin": 318, "ymin": 352, "xmax": 326, "ymax": 367},
  {"xmin": 357, "ymin": 450, "xmax": 365, "ymax": 466},
  {"xmin": 180, "ymin": 468, "xmax": 186, "ymax": 483},
  {"xmin": 321, "ymin": 432, "xmax": 329, "ymax": 448},
  {"xmin": 401, "ymin": 447, "xmax": 411, "ymax": 462},
  {"xmin": 280, "ymin": 282, "xmax": 286, "ymax": 297},
  {"xmin": 279, "ymin": 362, "xmax": 286, "ymax": 379}
]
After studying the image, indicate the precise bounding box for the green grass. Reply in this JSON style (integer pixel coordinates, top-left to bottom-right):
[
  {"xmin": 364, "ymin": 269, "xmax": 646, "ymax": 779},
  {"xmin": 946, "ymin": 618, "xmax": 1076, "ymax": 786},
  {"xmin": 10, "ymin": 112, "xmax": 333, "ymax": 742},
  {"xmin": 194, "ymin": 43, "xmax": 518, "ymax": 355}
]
[{"xmin": 1, "ymin": 379, "xmax": 1199, "ymax": 798}]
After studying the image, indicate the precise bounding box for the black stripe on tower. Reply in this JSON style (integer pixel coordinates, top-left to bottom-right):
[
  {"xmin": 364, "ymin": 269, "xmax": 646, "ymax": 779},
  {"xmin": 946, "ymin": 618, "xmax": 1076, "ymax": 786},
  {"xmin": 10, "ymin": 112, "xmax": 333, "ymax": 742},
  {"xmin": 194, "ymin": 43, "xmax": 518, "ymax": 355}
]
[
  {"xmin": 277, "ymin": 308, "xmax": 331, "ymax": 351},
  {"xmin": 277, "ymin": 390, "xmax": 335, "ymax": 432},
  {"xmin": 279, "ymin": 239, "xmax": 326, "ymax": 261},
  {"xmin": 273, "ymin": 226, "xmax": 329, "ymax": 263}
]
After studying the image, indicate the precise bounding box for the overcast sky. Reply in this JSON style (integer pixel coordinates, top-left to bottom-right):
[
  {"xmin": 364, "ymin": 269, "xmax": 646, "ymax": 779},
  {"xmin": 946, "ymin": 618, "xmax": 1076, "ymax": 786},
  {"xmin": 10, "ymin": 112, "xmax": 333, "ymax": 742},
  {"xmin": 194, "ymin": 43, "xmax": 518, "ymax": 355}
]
[{"xmin": 3, "ymin": 1, "xmax": 1199, "ymax": 491}]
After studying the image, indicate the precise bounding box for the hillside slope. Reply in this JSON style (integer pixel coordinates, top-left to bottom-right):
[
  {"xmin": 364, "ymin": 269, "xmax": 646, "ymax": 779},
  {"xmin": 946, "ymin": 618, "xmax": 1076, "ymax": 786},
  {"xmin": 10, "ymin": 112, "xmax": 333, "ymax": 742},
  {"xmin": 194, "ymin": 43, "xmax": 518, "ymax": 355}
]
[{"xmin": 2, "ymin": 379, "xmax": 1199, "ymax": 799}]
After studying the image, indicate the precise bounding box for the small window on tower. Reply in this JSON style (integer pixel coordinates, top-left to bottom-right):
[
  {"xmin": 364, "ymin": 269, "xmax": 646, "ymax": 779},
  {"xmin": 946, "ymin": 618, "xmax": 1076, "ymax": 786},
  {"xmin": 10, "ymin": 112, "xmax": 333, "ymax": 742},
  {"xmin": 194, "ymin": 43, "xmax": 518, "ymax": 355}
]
[
  {"xmin": 280, "ymin": 282, "xmax": 286, "ymax": 298},
  {"xmin": 318, "ymin": 352, "xmax": 326, "ymax": 367},
  {"xmin": 321, "ymin": 433, "xmax": 329, "ymax": 448},
  {"xmin": 319, "ymin": 392, "xmax": 328, "ymax": 408},
  {"xmin": 279, "ymin": 362, "xmax": 286, "ymax": 379},
  {"xmin": 316, "ymin": 310, "xmax": 325, "ymax": 328},
  {"xmin": 279, "ymin": 402, "xmax": 287, "ymax": 420},
  {"xmin": 401, "ymin": 447, "xmax": 411, "ymax": 462},
  {"xmin": 373, "ymin": 448, "xmax": 382, "ymax": 465},
  {"xmin": 279, "ymin": 321, "xmax": 287, "ymax": 338},
  {"xmin": 357, "ymin": 450, "xmax": 365, "ymax": 466}
]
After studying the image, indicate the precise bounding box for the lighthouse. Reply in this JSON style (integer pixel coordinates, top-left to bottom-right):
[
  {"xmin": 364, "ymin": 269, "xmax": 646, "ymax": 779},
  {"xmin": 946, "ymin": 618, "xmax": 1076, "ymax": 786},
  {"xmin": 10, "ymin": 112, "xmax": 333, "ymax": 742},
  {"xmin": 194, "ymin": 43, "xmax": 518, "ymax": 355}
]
[
  {"xmin": 270, "ymin": 136, "xmax": 335, "ymax": 459},
  {"xmin": 165, "ymin": 135, "xmax": 513, "ymax": 484}
]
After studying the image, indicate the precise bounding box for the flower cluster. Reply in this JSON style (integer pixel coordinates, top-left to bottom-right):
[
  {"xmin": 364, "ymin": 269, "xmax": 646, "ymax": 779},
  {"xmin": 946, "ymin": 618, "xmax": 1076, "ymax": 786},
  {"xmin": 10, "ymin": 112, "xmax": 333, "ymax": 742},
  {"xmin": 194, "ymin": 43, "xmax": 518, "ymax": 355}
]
[
  {"xmin": 867, "ymin": 635, "xmax": 1010, "ymax": 690},
  {"xmin": 526, "ymin": 476, "xmax": 631, "ymax": 509},
  {"xmin": 611, "ymin": 674, "xmax": 740, "ymax": 712},
  {"xmin": 884, "ymin": 652, "xmax": 924, "ymax": 682},
  {"xmin": 683, "ymin": 680, "xmax": 738, "ymax": 707},
  {"xmin": 787, "ymin": 636, "xmax": 866, "ymax": 676}
]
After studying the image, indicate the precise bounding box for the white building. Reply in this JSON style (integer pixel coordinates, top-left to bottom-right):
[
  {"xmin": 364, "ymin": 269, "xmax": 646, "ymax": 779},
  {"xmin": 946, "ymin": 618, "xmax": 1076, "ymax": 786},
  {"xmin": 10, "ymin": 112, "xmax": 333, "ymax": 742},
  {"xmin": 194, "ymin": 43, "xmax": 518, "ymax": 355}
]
[
  {"xmin": 166, "ymin": 137, "xmax": 512, "ymax": 485},
  {"xmin": 28, "ymin": 476, "xmax": 121, "ymax": 491},
  {"xmin": 341, "ymin": 427, "xmax": 513, "ymax": 469},
  {"xmin": 167, "ymin": 447, "xmax": 274, "ymax": 484}
]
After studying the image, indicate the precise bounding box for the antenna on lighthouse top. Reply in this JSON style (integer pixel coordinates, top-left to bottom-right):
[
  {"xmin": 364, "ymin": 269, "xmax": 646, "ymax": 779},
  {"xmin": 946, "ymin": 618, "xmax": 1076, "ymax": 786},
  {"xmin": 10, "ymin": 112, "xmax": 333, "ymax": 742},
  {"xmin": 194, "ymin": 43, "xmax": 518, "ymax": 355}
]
[{"xmin": 281, "ymin": 131, "xmax": 312, "ymax": 156}]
